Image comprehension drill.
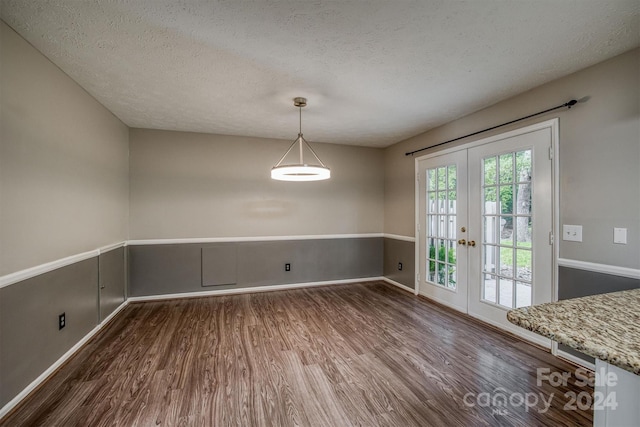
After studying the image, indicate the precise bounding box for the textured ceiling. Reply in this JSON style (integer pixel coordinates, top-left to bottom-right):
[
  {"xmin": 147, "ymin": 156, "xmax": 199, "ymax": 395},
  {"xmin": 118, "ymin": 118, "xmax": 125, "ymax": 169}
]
[{"xmin": 2, "ymin": 1, "xmax": 639, "ymax": 147}]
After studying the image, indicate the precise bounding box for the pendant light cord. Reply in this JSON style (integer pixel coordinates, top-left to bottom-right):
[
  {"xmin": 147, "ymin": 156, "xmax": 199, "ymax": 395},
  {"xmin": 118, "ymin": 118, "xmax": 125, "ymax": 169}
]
[{"xmin": 299, "ymin": 105, "xmax": 303, "ymax": 163}]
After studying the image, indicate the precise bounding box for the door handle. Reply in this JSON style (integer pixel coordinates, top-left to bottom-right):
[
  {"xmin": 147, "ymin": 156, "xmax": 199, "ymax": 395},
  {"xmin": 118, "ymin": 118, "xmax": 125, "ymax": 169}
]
[
  {"xmin": 457, "ymin": 239, "xmax": 466, "ymax": 245},
  {"xmin": 467, "ymin": 240, "xmax": 476, "ymax": 247}
]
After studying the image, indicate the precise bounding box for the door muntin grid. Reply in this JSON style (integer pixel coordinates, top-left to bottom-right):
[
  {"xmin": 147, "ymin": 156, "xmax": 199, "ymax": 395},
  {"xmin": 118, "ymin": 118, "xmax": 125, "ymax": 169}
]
[
  {"xmin": 481, "ymin": 150, "xmax": 533, "ymax": 309},
  {"xmin": 426, "ymin": 165, "xmax": 457, "ymax": 290}
]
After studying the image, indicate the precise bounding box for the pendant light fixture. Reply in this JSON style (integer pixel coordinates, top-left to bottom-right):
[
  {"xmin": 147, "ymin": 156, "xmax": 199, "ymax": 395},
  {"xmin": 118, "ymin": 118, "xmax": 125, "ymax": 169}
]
[{"xmin": 271, "ymin": 97, "xmax": 330, "ymax": 181}]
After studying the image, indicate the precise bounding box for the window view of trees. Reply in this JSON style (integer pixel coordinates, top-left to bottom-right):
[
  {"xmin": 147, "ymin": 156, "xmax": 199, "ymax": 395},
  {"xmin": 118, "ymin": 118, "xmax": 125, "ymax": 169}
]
[{"xmin": 483, "ymin": 150, "xmax": 532, "ymax": 242}]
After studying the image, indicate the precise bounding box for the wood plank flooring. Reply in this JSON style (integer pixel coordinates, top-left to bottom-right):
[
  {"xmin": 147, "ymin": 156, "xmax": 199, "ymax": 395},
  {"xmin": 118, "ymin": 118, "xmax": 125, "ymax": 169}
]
[{"xmin": 1, "ymin": 281, "xmax": 593, "ymax": 426}]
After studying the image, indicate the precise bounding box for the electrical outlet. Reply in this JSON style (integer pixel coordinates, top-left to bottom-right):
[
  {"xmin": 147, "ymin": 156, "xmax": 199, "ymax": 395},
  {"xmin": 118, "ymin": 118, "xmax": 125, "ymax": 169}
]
[
  {"xmin": 398, "ymin": 262, "xmax": 403, "ymax": 271},
  {"xmin": 59, "ymin": 312, "xmax": 66, "ymax": 330},
  {"xmin": 285, "ymin": 263, "xmax": 291, "ymax": 272}
]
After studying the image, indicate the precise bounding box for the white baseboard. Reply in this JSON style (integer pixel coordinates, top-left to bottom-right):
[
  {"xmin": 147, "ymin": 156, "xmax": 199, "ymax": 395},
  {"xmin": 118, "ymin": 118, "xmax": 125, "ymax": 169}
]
[
  {"xmin": 382, "ymin": 277, "xmax": 414, "ymax": 293},
  {"xmin": 0, "ymin": 300, "xmax": 129, "ymax": 420},
  {"xmin": 127, "ymin": 277, "xmax": 385, "ymax": 302}
]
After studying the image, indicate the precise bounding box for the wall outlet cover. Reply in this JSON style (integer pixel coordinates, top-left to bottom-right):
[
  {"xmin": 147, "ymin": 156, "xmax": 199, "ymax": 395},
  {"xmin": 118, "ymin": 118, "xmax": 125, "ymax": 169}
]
[
  {"xmin": 613, "ymin": 228, "xmax": 627, "ymax": 244},
  {"xmin": 562, "ymin": 224, "xmax": 583, "ymax": 242}
]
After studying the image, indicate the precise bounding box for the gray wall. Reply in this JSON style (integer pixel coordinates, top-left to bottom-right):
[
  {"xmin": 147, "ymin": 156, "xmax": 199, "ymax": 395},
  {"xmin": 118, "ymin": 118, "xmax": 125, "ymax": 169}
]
[
  {"xmin": 383, "ymin": 238, "xmax": 415, "ymax": 289},
  {"xmin": 384, "ymin": 48, "xmax": 640, "ymax": 271},
  {"xmin": 0, "ymin": 21, "xmax": 129, "ymax": 276},
  {"xmin": 128, "ymin": 238, "xmax": 383, "ymax": 297},
  {"xmin": 558, "ymin": 267, "xmax": 640, "ymax": 301},
  {"xmin": 0, "ymin": 247, "xmax": 126, "ymax": 409},
  {"xmin": 129, "ymin": 128, "xmax": 384, "ymax": 239},
  {"xmin": 0, "ymin": 259, "xmax": 98, "ymax": 407},
  {"xmin": 99, "ymin": 247, "xmax": 126, "ymax": 321}
]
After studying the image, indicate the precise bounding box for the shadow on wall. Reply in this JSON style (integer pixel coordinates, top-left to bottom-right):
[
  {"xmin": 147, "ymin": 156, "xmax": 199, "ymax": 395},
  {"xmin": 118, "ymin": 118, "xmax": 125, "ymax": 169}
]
[{"xmin": 242, "ymin": 200, "xmax": 296, "ymax": 218}]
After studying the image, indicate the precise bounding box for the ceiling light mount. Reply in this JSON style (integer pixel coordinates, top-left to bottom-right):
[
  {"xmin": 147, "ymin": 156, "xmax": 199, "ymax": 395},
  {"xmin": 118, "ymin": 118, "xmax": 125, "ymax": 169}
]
[{"xmin": 271, "ymin": 97, "xmax": 330, "ymax": 181}]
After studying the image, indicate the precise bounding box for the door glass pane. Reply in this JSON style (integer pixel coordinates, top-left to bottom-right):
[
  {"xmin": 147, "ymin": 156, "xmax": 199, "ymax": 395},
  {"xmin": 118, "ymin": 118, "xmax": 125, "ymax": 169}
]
[
  {"xmin": 484, "ymin": 156, "xmax": 496, "ymax": 185},
  {"xmin": 498, "ymin": 278, "xmax": 514, "ymax": 308},
  {"xmin": 500, "ymin": 216, "xmax": 513, "ymax": 245},
  {"xmin": 483, "ymin": 274, "xmax": 497, "ymax": 303},
  {"xmin": 500, "ymin": 247, "xmax": 513, "ymax": 278},
  {"xmin": 515, "ymin": 217, "xmax": 531, "ymax": 247},
  {"xmin": 428, "ymin": 192, "xmax": 436, "ymax": 213},
  {"xmin": 483, "ymin": 244, "xmax": 496, "ymax": 274},
  {"xmin": 437, "ymin": 240, "xmax": 446, "ymax": 262},
  {"xmin": 438, "ymin": 216, "xmax": 446, "ymax": 238},
  {"xmin": 516, "ymin": 249, "xmax": 532, "ymax": 281},
  {"xmin": 448, "ymin": 165, "xmax": 456, "ymax": 190},
  {"xmin": 484, "ymin": 217, "xmax": 497, "ymax": 244},
  {"xmin": 499, "ymin": 153, "xmax": 513, "ymax": 184},
  {"xmin": 437, "ymin": 167, "xmax": 447, "ymax": 190},
  {"xmin": 428, "ymin": 214, "xmax": 436, "ymax": 236},
  {"xmin": 447, "ymin": 240, "xmax": 456, "ymax": 264},
  {"xmin": 448, "ymin": 191, "xmax": 457, "ymax": 214},
  {"xmin": 516, "ymin": 150, "xmax": 532, "ymax": 183},
  {"xmin": 516, "ymin": 282, "xmax": 532, "ymax": 308},
  {"xmin": 448, "ymin": 215, "xmax": 457, "ymax": 239},
  {"xmin": 436, "ymin": 262, "xmax": 445, "ymax": 285},
  {"xmin": 438, "ymin": 191, "xmax": 446, "ymax": 213},
  {"xmin": 482, "ymin": 149, "xmax": 534, "ymax": 309},
  {"xmin": 449, "ymin": 266, "xmax": 457, "ymax": 289},
  {"xmin": 427, "ymin": 169, "xmax": 436, "ymax": 191},
  {"xmin": 484, "ymin": 187, "xmax": 497, "ymax": 205},
  {"xmin": 499, "ymin": 186, "xmax": 513, "ymax": 214}
]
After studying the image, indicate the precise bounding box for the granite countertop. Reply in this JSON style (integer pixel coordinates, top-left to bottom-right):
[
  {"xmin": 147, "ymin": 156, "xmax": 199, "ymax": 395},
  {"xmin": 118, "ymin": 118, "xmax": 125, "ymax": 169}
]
[{"xmin": 507, "ymin": 288, "xmax": 640, "ymax": 375}]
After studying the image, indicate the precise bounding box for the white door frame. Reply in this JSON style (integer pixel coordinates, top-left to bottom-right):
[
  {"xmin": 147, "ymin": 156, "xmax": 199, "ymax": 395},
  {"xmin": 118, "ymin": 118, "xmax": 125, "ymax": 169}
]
[{"xmin": 414, "ymin": 119, "xmax": 560, "ymax": 351}]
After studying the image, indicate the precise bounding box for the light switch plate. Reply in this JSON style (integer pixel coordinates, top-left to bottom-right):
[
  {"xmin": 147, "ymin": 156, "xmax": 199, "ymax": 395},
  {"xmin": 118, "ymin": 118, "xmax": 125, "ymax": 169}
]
[
  {"xmin": 613, "ymin": 228, "xmax": 627, "ymax": 244},
  {"xmin": 562, "ymin": 224, "xmax": 583, "ymax": 242}
]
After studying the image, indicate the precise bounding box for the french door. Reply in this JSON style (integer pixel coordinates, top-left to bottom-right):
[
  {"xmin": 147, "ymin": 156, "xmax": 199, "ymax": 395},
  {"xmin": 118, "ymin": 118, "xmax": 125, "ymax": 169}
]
[
  {"xmin": 417, "ymin": 150, "xmax": 468, "ymax": 312},
  {"xmin": 417, "ymin": 124, "xmax": 554, "ymax": 346}
]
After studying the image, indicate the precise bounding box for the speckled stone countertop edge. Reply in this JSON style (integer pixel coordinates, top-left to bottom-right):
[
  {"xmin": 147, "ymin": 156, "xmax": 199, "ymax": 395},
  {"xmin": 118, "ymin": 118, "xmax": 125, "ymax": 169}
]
[{"xmin": 507, "ymin": 289, "xmax": 640, "ymax": 376}]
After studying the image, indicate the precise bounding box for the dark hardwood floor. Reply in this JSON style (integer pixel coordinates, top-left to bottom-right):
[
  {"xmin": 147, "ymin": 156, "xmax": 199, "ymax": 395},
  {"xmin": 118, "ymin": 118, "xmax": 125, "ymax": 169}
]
[{"xmin": 1, "ymin": 281, "xmax": 592, "ymax": 426}]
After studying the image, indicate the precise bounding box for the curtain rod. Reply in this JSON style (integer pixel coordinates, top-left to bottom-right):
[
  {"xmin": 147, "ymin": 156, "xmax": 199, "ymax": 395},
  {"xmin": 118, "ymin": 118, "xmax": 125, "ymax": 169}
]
[{"xmin": 405, "ymin": 99, "xmax": 579, "ymax": 157}]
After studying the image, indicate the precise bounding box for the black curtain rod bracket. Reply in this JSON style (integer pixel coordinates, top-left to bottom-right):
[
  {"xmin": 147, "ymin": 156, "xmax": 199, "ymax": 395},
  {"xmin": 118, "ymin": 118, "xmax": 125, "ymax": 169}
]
[{"xmin": 405, "ymin": 99, "xmax": 580, "ymax": 157}]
